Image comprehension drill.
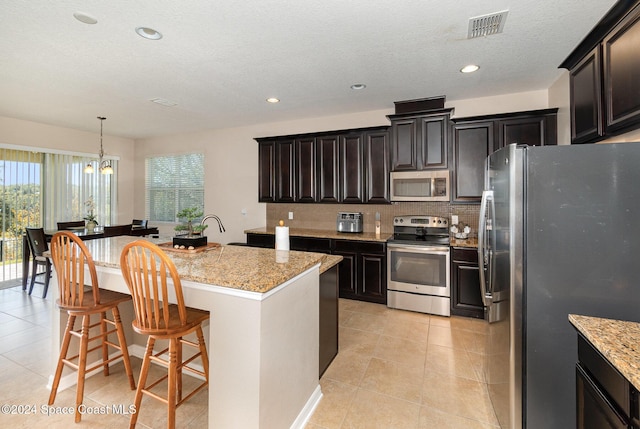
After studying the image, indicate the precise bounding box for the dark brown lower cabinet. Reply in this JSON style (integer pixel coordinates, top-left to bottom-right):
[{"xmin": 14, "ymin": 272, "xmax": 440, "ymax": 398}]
[
  {"xmin": 576, "ymin": 334, "xmax": 639, "ymax": 429},
  {"xmin": 333, "ymin": 240, "xmax": 386, "ymax": 304},
  {"xmin": 450, "ymin": 247, "xmax": 483, "ymax": 319},
  {"xmin": 319, "ymin": 265, "xmax": 338, "ymax": 377}
]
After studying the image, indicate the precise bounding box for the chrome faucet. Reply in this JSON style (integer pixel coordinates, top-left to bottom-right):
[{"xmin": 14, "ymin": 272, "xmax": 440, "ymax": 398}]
[{"xmin": 201, "ymin": 214, "xmax": 226, "ymax": 233}]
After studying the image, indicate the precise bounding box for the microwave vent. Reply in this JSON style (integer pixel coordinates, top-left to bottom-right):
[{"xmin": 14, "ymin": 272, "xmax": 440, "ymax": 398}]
[{"xmin": 467, "ymin": 10, "xmax": 508, "ymax": 39}]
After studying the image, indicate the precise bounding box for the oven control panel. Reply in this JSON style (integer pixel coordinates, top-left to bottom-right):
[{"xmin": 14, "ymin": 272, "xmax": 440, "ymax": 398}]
[{"xmin": 393, "ymin": 215, "xmax": 448, "ymax": 228}]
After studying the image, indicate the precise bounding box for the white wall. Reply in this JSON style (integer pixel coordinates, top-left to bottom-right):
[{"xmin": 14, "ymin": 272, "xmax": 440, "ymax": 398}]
[
  {"xmin": 0, "ymin": 116, "xmax": 136, "ymax": 225},
  {"xmin": 548, "ymin": 71, "xmax": 572, "ymax": 145},
  {"xmin": 447, "ymin": 90, "xmax": 549, "ymax": 119}
]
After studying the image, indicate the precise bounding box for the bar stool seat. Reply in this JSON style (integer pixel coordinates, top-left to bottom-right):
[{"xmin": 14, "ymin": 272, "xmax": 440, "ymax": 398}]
[
  {"xmin": 48, "ymin": 231, "xmax": 136, "ymax": 423},
  {"xmin": 120, "ymin": 240, "xmax": 209, "ymax": 429}
]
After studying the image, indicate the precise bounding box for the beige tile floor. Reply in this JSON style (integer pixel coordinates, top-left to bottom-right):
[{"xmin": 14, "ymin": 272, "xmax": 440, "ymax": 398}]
[{"xmin": 0, "ymin": 284, "xmax": 498, "ymax": 428}]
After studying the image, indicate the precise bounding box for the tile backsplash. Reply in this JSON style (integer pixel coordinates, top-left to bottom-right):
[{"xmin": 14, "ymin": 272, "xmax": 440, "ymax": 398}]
[{"xmin": 266, "ymin": 202, "xmax": 480, "ymax": 237}]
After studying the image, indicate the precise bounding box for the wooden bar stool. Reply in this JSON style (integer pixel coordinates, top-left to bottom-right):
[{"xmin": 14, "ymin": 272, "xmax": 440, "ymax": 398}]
[
  {"xmin": 48, "ymin": 231, "xmax": 136, "ymax": 423},
  {"xmin": 120, "ymin": 240, "xmax": 209, "ymax": 429}
]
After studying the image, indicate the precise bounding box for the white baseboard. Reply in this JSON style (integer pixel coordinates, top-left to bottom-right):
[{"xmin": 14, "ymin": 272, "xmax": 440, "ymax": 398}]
[{"xmin": 290, "ymin": 384, "xmax": 323, "ymax": 429}]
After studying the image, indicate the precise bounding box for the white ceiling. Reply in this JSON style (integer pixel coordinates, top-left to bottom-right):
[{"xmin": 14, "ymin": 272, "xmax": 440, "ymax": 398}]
[{"xmin": 0, "ymin": 0, "xmax": 617, "ymax": 139}]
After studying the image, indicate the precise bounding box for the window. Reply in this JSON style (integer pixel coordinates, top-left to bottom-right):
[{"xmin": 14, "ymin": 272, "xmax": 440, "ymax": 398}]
[{"xmin": 145, "ymin": 153, "xmax": 204, "ymax": 222}]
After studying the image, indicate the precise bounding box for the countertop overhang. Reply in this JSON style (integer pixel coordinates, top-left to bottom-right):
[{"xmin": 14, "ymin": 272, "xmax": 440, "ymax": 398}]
[{"xmin": 569, "ymin": 314, "xmax": 640, "ymax": 391}]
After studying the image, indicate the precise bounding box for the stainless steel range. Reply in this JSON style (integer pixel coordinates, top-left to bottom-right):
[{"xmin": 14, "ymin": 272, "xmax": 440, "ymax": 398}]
[{"xmin": 387, "ymin": 215, "xmax": 450, "ymax": 316}]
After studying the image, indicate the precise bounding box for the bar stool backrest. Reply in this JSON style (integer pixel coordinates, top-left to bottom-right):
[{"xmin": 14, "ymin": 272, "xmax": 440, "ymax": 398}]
[
  {"xmin": 120, "ymin": 240, "xmax": 189, "ymax": 333},
  {"xmin": 50, "ymin": 231, "xmax": 100, "ymax": 309}
]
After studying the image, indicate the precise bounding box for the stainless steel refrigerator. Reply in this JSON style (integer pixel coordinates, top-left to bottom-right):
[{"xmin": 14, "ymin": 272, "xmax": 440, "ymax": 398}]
[{"xmin": 478, "ymin": 143, "xmax": 640, "ymax": 429}]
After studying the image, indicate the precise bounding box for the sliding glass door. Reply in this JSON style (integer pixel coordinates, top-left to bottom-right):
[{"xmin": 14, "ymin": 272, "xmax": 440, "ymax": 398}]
[
  {"xmin": 0, "ymin": 149, "xmax": 43, "ymax": 282},
  {"xmin": 0, "ymin": 147, "xmax": 117, "ymax": 283}
]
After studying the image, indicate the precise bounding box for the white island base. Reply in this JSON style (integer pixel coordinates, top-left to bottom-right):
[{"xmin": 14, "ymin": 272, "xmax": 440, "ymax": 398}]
[{"xmin": 48, "ymin": 263, "xmax": 322, "ymax": 428}]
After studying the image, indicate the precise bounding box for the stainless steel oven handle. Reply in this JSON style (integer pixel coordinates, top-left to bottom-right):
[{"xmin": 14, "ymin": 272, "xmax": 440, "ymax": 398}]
[
  {"xmin": 387, "ymin": 243, "xmax": 450, "ymax": 254},
  {"xmin": 478, "ymin": 190, "xmax": 493, "ymax": 307}
]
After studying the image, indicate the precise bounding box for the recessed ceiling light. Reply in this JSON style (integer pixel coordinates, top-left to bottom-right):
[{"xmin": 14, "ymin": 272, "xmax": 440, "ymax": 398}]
[
  {"xmin": 460, "ymin": 64, "xmax": 480, "ymax": 73},
  {"xmin": 266, "ymin": 97, "xmax": 280, "ymax": 103},
  {"xmin": 73, "ymin": 12, "xmax": 97, "ymax": 25},
  {"xmin": 135, "ymin": 27, "xmax": 163, "ymax": 40},
  {"xmin": 350, "ymin": 83, "xmax": 367, "ymax": 90}
]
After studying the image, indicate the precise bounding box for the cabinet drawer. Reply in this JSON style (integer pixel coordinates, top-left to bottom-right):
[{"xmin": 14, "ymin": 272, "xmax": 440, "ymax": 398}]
[
  {"xmin": 333, "ymin": 239, "xmax": 385, "ymax": 254},
  {"xmin": 290, "ymin": 236, "xmax": 332, "ymax": 253},
  {"xmin": 451, "ymin": 247, "xmax": 478, "ymax": 263},
  {"xmin": 246, "ymin": 233, "xmax": 275, "ymax": 248},
  {"xmin": 578, "ymin": 334, "xmax": 631, "ymax": 417}
]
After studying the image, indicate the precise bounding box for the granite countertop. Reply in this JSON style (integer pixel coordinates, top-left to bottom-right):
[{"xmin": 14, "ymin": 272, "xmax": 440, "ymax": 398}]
[
  {"xmin": 569, "ymin": 314, "xmax": 640, "ymax": 390},
  {"xmin": 246, "ymin": 226, "xmax": 479, "ymax": 248},
  {"xmin": 245, "ymin": 226, "xmax": 392, "ymax": 243},
  {"xmin": 80, "ymin": 236, "xmax": 334, "ymax": 294},
  {"xmin": 450, "ymin": 237, "xmax": 478, "ymax": 248}
]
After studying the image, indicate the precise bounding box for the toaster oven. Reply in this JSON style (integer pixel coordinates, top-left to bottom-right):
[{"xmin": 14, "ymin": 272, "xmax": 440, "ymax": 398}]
[{"xmin": 336, "ymin": 212, "xmax": 363, "ymax": 233}]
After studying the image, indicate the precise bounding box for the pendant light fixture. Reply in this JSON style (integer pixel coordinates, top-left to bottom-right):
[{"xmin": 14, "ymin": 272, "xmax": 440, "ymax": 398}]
[{"xmin": 84, "ymin": 116, "xmax": 113, "ymax": 175}]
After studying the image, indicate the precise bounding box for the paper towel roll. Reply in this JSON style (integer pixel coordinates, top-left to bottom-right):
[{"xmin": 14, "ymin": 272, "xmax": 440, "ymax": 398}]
[{"xmin": 275, "ymin": 226, "xmax": 289, "ymax": 251}]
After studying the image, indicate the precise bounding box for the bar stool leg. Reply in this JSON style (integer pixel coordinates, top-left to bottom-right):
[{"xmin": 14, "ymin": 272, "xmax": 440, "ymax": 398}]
[
  {"xmin": 75, "ymin": 315, "xmax": 91, "ymax": 423},
  {"xmin": 49, "ymin": 314, "xmax": 76, "ymax": 405},
  {"xmin": 167, "ymin": 338, "xmax": 178, "ymax": 429},
  {"xmin": 100, "ymin": 312, "xmax": 110, "ymax": 376},
  {"xmin": 112, "ymin": 306, "xmax": 136, "ymax": 389},
  {"xmin": 130, "ymin": 337, "xmax": 155, "ymax": 429}
]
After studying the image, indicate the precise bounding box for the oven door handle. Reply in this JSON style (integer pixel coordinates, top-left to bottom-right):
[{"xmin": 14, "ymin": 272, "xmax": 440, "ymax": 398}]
[{"xmin": 387, "ymin": 243, "xmax": 450, "ymax": 255}]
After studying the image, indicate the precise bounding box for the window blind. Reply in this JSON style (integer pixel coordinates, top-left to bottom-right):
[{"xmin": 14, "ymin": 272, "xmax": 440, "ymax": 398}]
[{"xmin": 145, "ymin": 153, "xmax": 204, "ymax": 222}]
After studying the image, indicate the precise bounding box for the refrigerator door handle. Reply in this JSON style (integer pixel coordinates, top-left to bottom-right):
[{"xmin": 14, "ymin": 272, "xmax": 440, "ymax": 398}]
[{"xmin": 478, "ymin": 190, "xmax": 494, "ymax": 307}]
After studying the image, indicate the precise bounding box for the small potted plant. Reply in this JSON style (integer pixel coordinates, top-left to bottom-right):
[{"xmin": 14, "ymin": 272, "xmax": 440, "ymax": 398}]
[
  {"xmin": 84, "ymin": 196, "xmax": 98, "ymax": 232},
  {"xmin": 173, "ymin": 207, "xmax": 208, "ymax": 248}
]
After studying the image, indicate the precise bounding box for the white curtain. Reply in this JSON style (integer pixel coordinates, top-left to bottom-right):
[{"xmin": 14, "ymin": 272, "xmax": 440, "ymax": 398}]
[{"xmin": 43, "ymin": 154, "xmax": 117, "ymax": 230}]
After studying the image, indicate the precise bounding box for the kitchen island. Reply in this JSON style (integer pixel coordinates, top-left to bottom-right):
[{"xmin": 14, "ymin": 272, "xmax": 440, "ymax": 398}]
[{"xmin": 48, "ymin": 236, "xmax": 339, "ymax": 428}]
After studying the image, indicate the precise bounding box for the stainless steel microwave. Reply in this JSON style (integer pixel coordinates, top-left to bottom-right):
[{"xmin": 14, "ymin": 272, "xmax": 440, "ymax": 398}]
[{"xmin": 390, "ymin": 170, "xmax": 450, "ymax": 202}]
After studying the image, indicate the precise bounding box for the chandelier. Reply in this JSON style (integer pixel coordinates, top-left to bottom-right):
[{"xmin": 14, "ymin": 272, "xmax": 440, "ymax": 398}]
[{"xmin": 84, "ymin": 116, "xmax": 113, "ymax": 175}]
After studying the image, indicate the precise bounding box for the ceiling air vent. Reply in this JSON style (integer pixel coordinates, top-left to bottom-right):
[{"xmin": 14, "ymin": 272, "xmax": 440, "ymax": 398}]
[{"xmin": 467, "ymin": 10, "xmax": 508, "ymax": 39}]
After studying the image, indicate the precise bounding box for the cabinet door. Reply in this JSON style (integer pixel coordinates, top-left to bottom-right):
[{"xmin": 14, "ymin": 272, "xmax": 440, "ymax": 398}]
[
  {"xmin": 316, "ymin": 136, "xmax": 340, "ymax": 203},
  {"xmin": 295, "ymin": 137, "xmax": 316, "ymax": 203},
  {"xmin": 335, "ymin": 250, "xmax": 357, "ymax": 299},
  {"xmin": 275, "ymin": 139, "xmax": 295, "ymax": 202},
  {"xmin": 391, "ymin": 118, "xmax": 418, "ymax": 170},
  {"xmin": 364, "ymin": 129, "xmax": 390, "ymax": 204},
  {"xmin": 246, "ymin": 233, "xmax": 275, "ymax": 248},
  {"xmin": 258, "ymin": 141, "xmax": 275, "ymax": 202},
  {"xmin": 603, "ymin": 6, "xmax": 640, "ymax": 134},
  {"xmin": 497, "ymin": 115, "xmax": 557, "ymax": 148},
  {"xmin": 451, "ymin": 262, "xmax": 483, "ymax": 318},
  {"xmin": 340, "ymin": 133, "xmax": 364, "ymax": 203},
  {"xmin": 570, "ymin": 47, "xmax": 603, "ymax": 144},
  {"xmin": 452, "ymin": 121, "xmax": 494, "ymax": 202},
  {"xmin": 359, "ymin": 253, "xmax": 387, "ymax": 304},
  {"xmin": 576, "ymin": 364, "xmax": 629, "ymax": 429},
  {"xmin": 419, "ymin": 115, "xmax": 448, "ymax": 169}
]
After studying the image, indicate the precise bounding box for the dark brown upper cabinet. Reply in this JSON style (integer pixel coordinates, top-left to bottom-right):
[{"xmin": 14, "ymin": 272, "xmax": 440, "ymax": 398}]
[
  {"xmin": 451, "ymin": 120, "xmax": 495, "ymax": 203},
  {"xmin": 256, "ymin": 126, "xmax": 390, "ymax": 204},
  {"xmin": 317, "ymin": 135, "xmax": 340, "ymax": 203},
  {"xmin": 258, "ymin": 140, "xmax": 275, "ymax": 202},
  {"xmin": 603, "ymin": 5, "xmax": 640, "ymax": 134},
  {"xmin": 569, "ymin": 48, "xmax": 603, "ymax": 144},
  {"xmin": 364, "ymin": 129, "xmax": 390, "ymax": 204},
  {"xmin": 339, "ymin": 133, "xmax": 364, "ymax": 203},
  {"xmin": 275, "ymin": 138, "xmax": 296, "ymax": 202},
  {"xmin": 295, "ymin": 136, "xmax": 316, "ymax": 203},
  {"xmin": 497, "ymin": 111, "xmax": 558, "ymax": 148},
  {"xmin": 388, "ymin": 109, "xmax": 452, "ymax": 171},
  {"xmin": 560, "ymin": 1, "xmax": 640, "ymax": 143},
  {"xmin": 451, "ymin": 109, "xmax": 558, "ymax": 203}
]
